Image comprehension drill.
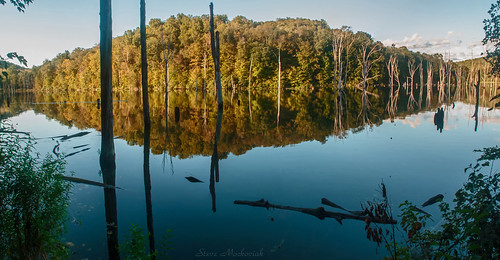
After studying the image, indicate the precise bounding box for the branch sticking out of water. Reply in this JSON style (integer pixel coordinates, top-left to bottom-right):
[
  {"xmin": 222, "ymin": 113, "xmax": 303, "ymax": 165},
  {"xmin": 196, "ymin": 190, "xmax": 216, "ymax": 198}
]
[{"xmin": 234, "ymin": 199, "xmax": 397, "ymax": 225}]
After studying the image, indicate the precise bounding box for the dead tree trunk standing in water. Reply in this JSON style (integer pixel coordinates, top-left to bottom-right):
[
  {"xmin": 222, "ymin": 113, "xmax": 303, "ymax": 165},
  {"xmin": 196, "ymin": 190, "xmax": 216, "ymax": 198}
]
[
  {"xmin": 248, "ymin": 54, "xmax": 253, "ymax": 121},
  {"xmin": 100, "ymin": 0, "xmax": 115, "ymax": 173},
  {"xmin": 455, "ymin": 66, "xmax": 463, "ymax": 100},
  {"xmin": 277, "ymin": 46, "xmax": 281, "ymax": 127},
  {"xmin": 358, "ymin": 44, "xmax": 381, "ymax": 124},
  {"xmin": 332, "ymin": 28, "xmax": 355, "ymax": 120},
  {"xmin": 438, "ymin": 62, "xmax": 446, "ymax": 103},
  {"xmin": 386, "ymin": 55, "xmax": 398, "ymax": 116},
  {"xmin": 407, "ymin": 59, "xmax": 418, "ymax": 109},
  {"xmin": 426, "ymin": 61, "xmax": 433, "ymax": 106},
  {"xmin": 140, "ymin": 0, "xmax": 150, "ymax": 129},
  {"xmin": 473, "ymin": 70, "xmax": 481, "ymax": 132},
  {"xmin": 446, "ymin": 61, "xmax": 452, "ymax": 102},
  {"xmin": 209, "ymin": 2, "xmax": 223, "ymax": 109},
  {"xmin": 140, "ymin": 0, "xmax": 155, "ymax": 255},
  {"xmin": 418, "ymin": 61, "xmax": 424, "ymax": 109},
  {"xmin": 99, "ymin": 0, "xmax": 119, "ymax": 259}
]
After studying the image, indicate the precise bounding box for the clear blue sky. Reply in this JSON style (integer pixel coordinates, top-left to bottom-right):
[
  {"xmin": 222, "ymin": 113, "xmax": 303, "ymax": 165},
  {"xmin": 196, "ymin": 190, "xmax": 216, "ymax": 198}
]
[{"xmin": 0, "ymin": 0, "xmax": 493, "ymax": 67}]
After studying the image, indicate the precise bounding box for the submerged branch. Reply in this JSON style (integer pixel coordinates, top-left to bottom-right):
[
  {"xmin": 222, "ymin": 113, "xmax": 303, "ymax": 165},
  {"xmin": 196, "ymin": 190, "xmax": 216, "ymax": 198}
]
[{"xmin": 234, "ymin": 199, "xmax": 396, "ymax": 225}]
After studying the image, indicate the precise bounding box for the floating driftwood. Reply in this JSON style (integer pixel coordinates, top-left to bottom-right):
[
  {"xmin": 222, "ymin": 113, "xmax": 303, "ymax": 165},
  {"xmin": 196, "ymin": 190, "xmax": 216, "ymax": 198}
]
[{"xmin": 234, "ymin": 199, "xmax": 396, "ymax": 225}]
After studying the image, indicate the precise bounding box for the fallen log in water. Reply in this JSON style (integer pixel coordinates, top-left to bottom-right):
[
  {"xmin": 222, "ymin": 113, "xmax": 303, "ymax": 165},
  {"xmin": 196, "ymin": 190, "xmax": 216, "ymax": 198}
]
[{"xmin": 234, "ymin": 199, "xmax": 396, "ymax": 225}]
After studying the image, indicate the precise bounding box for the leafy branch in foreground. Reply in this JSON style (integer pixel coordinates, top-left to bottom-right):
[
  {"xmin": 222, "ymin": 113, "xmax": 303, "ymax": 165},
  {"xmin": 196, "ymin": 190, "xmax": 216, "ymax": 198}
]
[
  {"xmin": 0, "ymin": 0, "xmax": 33, "ymax": 12},
  {"xmin": 0, "ymin": 121, "xmax": 71, "ymax": 259},
  {"xmin": 368, "ymin": 146, "xmax": 500, "ymax": 259}
]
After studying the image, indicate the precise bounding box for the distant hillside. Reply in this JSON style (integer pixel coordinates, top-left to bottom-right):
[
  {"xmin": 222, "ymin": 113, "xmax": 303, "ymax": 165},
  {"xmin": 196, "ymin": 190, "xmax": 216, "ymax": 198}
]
[{"xmin": 2, "ymin": 14, "xmax": 494, "ymax": 92}]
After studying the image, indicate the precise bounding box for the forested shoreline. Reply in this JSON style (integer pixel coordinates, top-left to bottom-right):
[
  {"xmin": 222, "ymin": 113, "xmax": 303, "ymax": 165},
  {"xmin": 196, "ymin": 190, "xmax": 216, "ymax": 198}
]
[{"xmin": 1, "ymin": 15, "xmax": 496, "ymax": 94}]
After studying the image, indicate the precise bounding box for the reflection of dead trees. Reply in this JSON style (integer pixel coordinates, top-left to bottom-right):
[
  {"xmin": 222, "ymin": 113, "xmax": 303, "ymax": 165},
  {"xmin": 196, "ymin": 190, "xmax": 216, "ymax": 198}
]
[
  {"xmin": 209, "ymin": 109, "xmax": 223, "ymax": 212},
  {"xmin": 426, "ymin": 61, "xmax": 433, "ymax": 106},
  {"xmin": 407, "ymin": 59, "xmax": 418, "ymax": 110},
  {"xmin": 333, "ymin": 91, "xmax": 345, "ymax": 135},
  {"xmin": 473, "ymin": 70, "xmax": 481, "ymax": 132},
  {"xmin": 358, "ymin": 44, "xmax": 381, "ymax": 124},
  {"xmin": 386, "ymin": 55, "xmax": 399, "ymax": 117},
  {"xmin": 434, "ymin": 107, "xmax": 445, "ymax": 133},
  {"xmin": 143, "ymin": 123, "xmax": 156, "ymax": 256},
  {"xmin": 438, "ymin": 62, "xmax": 446, "ymax": 103}
]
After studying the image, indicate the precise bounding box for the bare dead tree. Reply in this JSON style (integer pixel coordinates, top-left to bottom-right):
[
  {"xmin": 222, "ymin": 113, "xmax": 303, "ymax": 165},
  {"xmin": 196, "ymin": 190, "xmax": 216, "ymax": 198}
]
[
  {"xmin": 426, "ymin": 61, "xmax": 433, "ymax": 107},
  {"xmin": 418, "ymin": 61, "xmax": 424, "ymax": 109},
  {"xmin": 454, "ymin": 65, "xmax": 463, "ymax": 100},
  {"xmin": 277, "ymin": 46, "xmax": 281, "ymax": 127},
  {"xmin": 438, "ymin": 62, "xmax": 446, "ymax": 103},
  {"xmin": 99, "ymin": 0, "xmax": 119, "ymax": 258},
  {"xmin": 446, "ymin": 61, "xmax": 452, "ymax": 102},
  {"xmin": 332, "ymin": 28, "xmax": 355, "ymax": 93},
  {"xmin": 407, "ymin": 59, "xmax": 418, "ymax": 109},
  {"xmin": 357, "ymin": 44, "xmax": 382, "ymax": 124},
  {"xmin": 209, "ymin": 2, "xmax": 223, "ymax": 109},
  {"xmin": 248, "ymin": 54, "xmax": 253, "ymax": 121},
  {"xmin": 140, "ymin": 0, "xmax": 150, "ymax": 129},
  {"xmin": 473, "ymin": 70, "xmax": 481, "ymax": 132},
  {"xmin": 386, "ymin": 55, "xmax": 399, "ymax": 116}
]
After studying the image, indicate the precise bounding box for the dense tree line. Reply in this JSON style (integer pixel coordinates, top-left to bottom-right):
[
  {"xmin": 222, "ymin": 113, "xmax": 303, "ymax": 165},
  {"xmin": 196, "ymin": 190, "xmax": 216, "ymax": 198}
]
[{"xmin": 2, "ymin": 15, "xmax": 470, "ymax": 93}]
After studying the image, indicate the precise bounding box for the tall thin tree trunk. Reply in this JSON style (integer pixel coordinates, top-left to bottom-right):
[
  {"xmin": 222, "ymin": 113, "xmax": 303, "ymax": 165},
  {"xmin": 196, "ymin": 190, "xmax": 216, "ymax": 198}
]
[
  {"xmin": 209, "ymin": 2, "xmax": 223, "ymax": 109},
  {"xmin": 99, "ymin": 0, "xmax": 114, "ymax": 175},
  {"xmin": 426, "ymin": 61, "xmax": 433, "ymax": 106},
  {"xmin": 418, "ymin": 61, "xmax": 424, "ymax": 109},
  {"xmin": 99, "ymin": 0, "xmax": 119, "ymax": 259},
  {"xmin": 140, "ymin": 0, "xmax": 150, "ymax": 128},
  {"xmin": 277, "ymin": 47, "xmax": 281, "ymax": 127},
  {"xmin": 473, "ymin": 70, "xmax": 481, "ymax": 132},
  {"xmin": 248, "ymin": 55, "xmax": 253, "ymax": 121}
]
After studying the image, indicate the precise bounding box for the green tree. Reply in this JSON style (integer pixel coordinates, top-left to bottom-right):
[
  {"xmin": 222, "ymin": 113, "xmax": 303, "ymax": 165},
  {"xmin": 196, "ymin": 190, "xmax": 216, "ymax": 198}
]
[
  {"xmin": 484, "ymin": 0, "xmax": 500, "ymax": 109},
  {"xmin": 0, "ymin": 122, "xmax": 71, "ymax": 259}
]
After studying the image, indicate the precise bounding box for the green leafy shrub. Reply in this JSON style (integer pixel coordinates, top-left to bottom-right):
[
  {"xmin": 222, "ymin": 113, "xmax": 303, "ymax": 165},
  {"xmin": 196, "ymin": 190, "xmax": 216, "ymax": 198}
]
[
  {"xmin": 385, "ymin": 146, "xmax": 500, "ymax": 259},
  {"xmin": 0, "ymin": 121, "xmax": 71, "ymax": 259}
]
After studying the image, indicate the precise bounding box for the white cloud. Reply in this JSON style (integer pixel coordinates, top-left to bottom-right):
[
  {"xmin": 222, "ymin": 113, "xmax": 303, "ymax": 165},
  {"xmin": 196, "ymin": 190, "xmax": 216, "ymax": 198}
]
[{"xmin": 382, "ymin": 32, "xmax": 486, "ymax": 61}]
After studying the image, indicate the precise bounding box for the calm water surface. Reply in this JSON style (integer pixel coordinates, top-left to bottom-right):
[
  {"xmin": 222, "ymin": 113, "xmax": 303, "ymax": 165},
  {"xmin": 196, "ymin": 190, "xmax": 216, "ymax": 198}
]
[{"xmin": 3, "ymin": 89, "xmax": 500, "ymax": 259}]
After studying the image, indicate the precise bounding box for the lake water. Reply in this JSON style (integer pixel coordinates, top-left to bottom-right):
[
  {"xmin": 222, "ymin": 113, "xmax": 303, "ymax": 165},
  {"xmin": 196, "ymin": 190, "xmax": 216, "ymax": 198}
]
[{"xmin": 2, "ymin": 88, "xmax": 500, "ymax": 259}]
